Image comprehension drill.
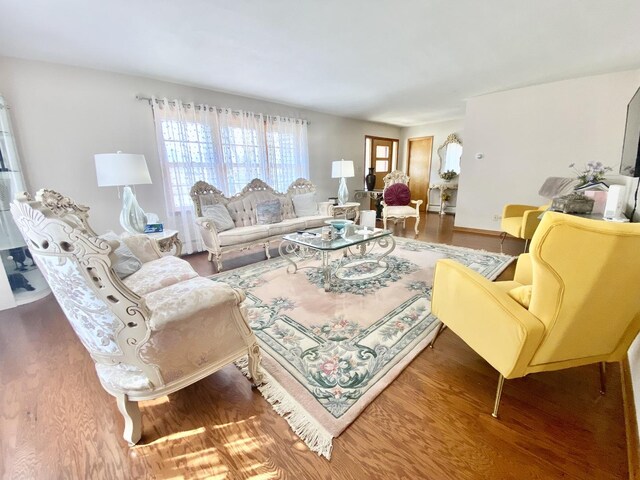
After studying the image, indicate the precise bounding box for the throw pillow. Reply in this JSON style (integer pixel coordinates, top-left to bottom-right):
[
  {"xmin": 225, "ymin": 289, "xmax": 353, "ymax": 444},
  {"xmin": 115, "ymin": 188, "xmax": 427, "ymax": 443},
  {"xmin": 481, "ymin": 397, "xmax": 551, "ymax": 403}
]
[
  {"xmin": 384, "ymin": 183, "xmax": 411, "ymax": 206},
  {"xmin": 100, "ymin": 231, "xmax": 143, "ymax": 279},
  {"xmin": 256, "ymin": 199, "xmax": 282, "ymax": 225},
  {"xmin": 508, "ymin": 285, "xmax": 533, "ymax": 309},
  {"xmin": 292, "ymin": 192, "xmax": 319, "ymax": 217},
  {"xmin": 202, "ymin": 204, "xmax": 235, "ymax": 232}
]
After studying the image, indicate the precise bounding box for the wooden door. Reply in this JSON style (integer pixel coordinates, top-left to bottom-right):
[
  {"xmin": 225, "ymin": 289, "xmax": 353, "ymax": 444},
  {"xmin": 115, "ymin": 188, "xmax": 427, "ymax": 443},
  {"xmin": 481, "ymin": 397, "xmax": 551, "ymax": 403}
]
[
  {"xmin": 407, "ymin": 136, "xmax": 433, "ymax": 212},
  {"xmin": 371, "ymin": 138, "xmax": 394, "ymax": 190}
]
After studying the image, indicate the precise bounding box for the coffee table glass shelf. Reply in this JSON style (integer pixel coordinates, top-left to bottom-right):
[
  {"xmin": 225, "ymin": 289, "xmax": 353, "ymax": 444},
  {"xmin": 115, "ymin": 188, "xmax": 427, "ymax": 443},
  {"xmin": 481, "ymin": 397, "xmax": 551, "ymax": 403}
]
[{"xmin": 279, "ymin": 225, "xmax": 395, "ymax": 292}]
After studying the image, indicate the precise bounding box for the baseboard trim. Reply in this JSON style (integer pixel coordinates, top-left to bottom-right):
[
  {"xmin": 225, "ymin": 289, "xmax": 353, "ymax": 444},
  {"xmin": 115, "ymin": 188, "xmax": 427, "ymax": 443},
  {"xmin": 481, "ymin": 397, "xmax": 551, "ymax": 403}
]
[
  {"xmin": 453, "ymin": 226, "xmax": 502, "ymax": 237},
  {"xmin": 622, "ymin": 357, "xmax": 640, "ymax": 480}
]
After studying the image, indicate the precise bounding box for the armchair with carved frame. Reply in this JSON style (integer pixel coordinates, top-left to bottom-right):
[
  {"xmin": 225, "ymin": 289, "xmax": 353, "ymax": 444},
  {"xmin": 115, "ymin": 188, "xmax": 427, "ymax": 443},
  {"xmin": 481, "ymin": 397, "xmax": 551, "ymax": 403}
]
[
  {"xmin": 381, "ymin": 170, "xmax": 424, "ymax": 235},
  {"xmin": 10, "ymin": 191, "xmax": 262, "ymax": 445}
]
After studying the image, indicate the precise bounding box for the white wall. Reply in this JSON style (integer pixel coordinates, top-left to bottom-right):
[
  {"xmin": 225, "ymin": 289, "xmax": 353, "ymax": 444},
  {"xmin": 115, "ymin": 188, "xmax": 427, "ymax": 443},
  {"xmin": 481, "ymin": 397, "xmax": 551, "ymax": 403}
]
[
  {"xmin": 457, "ymin": 69, "xmax": 640, "ymax": 231},
  {"xmin": 0, "ymin": 56, "xmax": 400, "ymax": 234},
  {"xmin": 399, "ymin": 119, "xmax": 464, "ymax": 211}
]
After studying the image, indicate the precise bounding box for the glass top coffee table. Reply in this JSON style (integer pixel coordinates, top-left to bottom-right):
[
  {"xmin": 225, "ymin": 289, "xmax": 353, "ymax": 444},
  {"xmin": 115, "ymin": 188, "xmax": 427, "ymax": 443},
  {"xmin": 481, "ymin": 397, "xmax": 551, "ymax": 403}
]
[{"xmin": 278, "ymin": 225, "xmax": 395, "ymax": 292}]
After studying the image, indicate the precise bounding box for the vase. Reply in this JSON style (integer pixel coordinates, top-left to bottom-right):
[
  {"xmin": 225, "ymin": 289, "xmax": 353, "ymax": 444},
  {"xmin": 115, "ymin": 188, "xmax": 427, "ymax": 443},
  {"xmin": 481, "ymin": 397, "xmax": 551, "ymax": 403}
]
[{"xmin": 365, "ymin": 167, "xmax": 376, "ymax": 191}]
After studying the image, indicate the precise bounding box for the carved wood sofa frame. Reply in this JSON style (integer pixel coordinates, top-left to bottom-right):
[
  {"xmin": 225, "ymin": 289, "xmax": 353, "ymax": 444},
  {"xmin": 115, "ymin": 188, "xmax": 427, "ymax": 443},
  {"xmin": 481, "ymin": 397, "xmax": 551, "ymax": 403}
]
[{"xmin": 190, "ymin": 178, "xmax": 329, "ymax": 271}]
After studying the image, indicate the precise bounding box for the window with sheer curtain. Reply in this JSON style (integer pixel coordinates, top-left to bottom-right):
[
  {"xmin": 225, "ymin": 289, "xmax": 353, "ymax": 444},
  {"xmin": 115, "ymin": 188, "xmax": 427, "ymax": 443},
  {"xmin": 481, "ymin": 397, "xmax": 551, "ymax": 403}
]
[{"xmin": 151, "ymin": 98, "xmax": 309, "ymax": 254}]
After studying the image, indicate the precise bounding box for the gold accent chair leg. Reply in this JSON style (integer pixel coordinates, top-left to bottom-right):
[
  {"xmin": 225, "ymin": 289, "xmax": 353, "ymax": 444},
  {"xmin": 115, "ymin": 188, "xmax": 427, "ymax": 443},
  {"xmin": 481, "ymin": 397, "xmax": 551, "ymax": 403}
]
[
  {"xmin": 492, "ymin": 374, "xmax": 505, "ymax": 419},
  {"xmin": 499, "ymin": 232, "xmax": 507, "ymax": 254},
  {"xmin": 599, "ymin": 362, "xmax": 606, "ymax": 395},
  {"xmin": 428, "ymin": 322, "xmax": 447, "ymax": 349},
  {"xmin": 116, "ymin": 393, "xmax": 142, "ymax": 446}
]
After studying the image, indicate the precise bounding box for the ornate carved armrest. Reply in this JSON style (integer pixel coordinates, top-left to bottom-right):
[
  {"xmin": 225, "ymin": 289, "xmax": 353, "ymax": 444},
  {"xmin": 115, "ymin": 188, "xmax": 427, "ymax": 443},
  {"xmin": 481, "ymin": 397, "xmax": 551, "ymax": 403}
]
[{"xmin": 195, "ymin": 217, "xmax": 223, "ymax": 252}]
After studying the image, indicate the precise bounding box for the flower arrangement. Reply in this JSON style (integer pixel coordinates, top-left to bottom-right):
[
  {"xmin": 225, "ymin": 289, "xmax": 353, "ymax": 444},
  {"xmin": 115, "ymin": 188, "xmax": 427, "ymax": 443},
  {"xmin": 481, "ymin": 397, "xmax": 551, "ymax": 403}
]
[
  {"xmin": 440, "ymin": 170, "xmax": 458, "ymax": 181},
  {"xmin": 569, "ymin": 162, "xmax": 612, "ymax": 185}
]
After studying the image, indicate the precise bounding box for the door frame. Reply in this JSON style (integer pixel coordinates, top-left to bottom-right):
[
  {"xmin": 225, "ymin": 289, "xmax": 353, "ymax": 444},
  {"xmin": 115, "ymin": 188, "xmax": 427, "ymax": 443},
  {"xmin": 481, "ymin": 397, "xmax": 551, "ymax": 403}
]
[{"xmin": 406, "ymin": 136, "xmax": 434, "ymax": 212}]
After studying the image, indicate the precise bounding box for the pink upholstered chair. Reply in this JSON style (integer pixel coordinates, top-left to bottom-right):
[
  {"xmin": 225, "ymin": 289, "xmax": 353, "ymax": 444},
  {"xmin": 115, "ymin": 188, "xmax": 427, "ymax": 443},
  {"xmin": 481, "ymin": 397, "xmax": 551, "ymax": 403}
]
[
  {"xmin": 381, "ymin": 170, "xmax": 424, "ymax": 235},
  {"xmin": 10, "ymin": 190, "xmax": 263, "ymax": 445}
]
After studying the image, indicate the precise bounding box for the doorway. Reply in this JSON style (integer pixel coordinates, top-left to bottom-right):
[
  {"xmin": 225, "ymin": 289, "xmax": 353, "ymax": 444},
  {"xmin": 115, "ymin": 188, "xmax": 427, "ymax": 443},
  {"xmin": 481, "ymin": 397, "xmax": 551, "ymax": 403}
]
[
  {"xmin": 406, "ymin": 136, "xmax": 433, "ymax": 212},
  {"xmin": 364, "ymin": 136, "xmax": 399, "ymax": 213}
]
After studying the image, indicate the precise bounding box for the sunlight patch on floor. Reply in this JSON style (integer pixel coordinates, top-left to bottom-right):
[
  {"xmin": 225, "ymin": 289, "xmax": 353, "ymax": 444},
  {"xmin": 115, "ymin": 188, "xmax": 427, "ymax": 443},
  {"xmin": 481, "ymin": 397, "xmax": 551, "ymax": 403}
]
[{"xmin": 146, "ymin": 426, "xmax": 206, "ymax": 445}]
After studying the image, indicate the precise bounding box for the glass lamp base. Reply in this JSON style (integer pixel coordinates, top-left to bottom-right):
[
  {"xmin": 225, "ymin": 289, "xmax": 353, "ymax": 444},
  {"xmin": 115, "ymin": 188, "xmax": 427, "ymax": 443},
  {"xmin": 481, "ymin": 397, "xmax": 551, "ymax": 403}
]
[
  {"xmin": 120, "ymin": 186, "xmax": 148, "ymax": 234},
  {"xmin": 338, "ymin": 177, "xmax": 349, "ymax": 206}
]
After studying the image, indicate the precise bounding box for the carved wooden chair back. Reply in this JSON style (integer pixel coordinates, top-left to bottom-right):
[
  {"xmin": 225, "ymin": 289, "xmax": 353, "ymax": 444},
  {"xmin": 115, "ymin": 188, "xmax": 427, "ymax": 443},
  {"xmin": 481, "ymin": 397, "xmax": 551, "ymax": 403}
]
[
  {"xmin": 10, "ymin": 193, "xmax": 163, "ymax": 387},
  {"xmin": 383, "ymin": 170, "xmax": 411, "ymax": 189}
]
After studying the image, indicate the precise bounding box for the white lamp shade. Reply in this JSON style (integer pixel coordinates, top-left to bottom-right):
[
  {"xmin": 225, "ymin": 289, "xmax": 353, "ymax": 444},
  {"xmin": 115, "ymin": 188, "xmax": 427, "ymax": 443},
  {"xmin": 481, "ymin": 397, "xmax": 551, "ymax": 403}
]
[
  {"xmin": 331, "ymin": 159, "xmax": 355, "ymax": 178},
  {"xmin": 95, "ymin": 152, "xmax": 152, "ymax": 187}
]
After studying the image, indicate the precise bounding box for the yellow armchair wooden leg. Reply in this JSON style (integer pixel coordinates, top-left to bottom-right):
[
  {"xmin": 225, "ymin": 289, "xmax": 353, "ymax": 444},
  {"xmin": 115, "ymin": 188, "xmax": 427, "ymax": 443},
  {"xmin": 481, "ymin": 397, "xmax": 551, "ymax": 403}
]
[
  {"xmin": 599, "ymin": 362, "xmax": 606, "ymax": 395},
  {"xmin": 492, "ymin": 374, "xmax": 505, "ymax": 419},
  {"xmin": 428, "ymin": 322, "xmax": 446, "ymax": 349}
]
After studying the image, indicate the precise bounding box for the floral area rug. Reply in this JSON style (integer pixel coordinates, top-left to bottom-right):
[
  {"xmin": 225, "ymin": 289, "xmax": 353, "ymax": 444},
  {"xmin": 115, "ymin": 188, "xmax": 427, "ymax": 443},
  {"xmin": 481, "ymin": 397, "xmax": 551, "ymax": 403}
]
[{"xmin": 209, "ymin": 238, "xmax": 513, "ymax": 459}]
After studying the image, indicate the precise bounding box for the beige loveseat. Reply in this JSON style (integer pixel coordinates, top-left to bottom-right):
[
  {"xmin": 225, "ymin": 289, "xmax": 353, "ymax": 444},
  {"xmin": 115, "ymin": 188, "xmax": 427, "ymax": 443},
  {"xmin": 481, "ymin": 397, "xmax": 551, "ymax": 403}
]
[
  {"xmin": 13, "ymin": 189, "xmax": 262, "ymax": 445},
  {"xmin": 191, "ymin": 178, "xmax": 333, "ymax": 271}
]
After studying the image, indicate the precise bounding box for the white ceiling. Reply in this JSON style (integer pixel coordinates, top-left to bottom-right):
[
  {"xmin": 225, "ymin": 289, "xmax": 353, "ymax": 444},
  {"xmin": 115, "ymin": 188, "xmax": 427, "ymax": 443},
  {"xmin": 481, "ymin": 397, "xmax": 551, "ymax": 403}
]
[{"xmin": 1, "ymin": 0, "xmax": 639, "ymax": 126}]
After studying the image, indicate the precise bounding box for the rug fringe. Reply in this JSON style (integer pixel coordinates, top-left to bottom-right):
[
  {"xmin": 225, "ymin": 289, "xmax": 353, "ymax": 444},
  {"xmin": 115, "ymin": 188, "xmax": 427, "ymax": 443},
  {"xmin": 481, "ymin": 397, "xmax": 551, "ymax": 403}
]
[{"xmin": 236, "ymin": 356, "xmax": 334, "ymax": 459}]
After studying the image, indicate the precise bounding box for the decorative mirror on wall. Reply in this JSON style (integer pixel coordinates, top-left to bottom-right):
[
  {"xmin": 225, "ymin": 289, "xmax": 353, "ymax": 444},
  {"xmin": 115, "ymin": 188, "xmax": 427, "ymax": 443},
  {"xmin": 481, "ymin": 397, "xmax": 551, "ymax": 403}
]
[{"xmin": 437, "ymin": 133, "xmax": 463, "ymax": 179}]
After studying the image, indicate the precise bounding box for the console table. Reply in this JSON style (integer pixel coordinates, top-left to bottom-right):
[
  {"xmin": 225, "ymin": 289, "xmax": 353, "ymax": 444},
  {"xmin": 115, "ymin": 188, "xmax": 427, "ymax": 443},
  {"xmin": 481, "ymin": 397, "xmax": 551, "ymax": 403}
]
[{"xmin": 429, "ymin": 183, "xmax": 458, "ymax": 215}]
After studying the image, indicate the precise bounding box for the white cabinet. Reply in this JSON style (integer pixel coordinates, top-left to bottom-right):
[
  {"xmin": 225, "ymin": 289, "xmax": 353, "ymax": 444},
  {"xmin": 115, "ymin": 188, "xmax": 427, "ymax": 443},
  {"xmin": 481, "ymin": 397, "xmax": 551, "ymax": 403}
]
[{"xmin": 0, "ymin": 95, "xmax": 50, "ymax": 310}]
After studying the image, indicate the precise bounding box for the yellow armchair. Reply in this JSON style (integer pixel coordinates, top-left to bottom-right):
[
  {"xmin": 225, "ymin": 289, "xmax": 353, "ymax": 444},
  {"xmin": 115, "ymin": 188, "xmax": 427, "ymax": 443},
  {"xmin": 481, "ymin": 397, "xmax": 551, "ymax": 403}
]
[
  {"xmin": 500, "ymin": 203, "xmax": 548, "ymax": 252},
  {"xmin": 431, "ymin": 211, "xmax": 640, "ymax": 418},
  {"xmin": 500, "ymin": 177, "xmax": 578, "ymax": 252}
]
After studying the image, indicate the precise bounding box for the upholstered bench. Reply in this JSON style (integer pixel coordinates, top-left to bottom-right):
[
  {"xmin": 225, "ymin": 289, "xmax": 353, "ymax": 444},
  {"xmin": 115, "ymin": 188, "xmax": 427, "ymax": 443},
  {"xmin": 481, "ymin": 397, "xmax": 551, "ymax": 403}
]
[{"xmin": 191, "ymin": 178, "xmax": 333, "ymax": 271}]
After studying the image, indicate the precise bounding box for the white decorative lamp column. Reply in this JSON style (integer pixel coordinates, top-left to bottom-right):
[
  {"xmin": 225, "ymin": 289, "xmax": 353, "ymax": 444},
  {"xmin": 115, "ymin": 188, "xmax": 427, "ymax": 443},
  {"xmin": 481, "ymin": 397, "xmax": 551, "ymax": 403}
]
[
  {"xmin": 94, "ymin": 152, "xmax": 152, "ymax": 234},
  {"xmin": 331, "ymin": 159, "xmax": 354, "ymax": 206}
]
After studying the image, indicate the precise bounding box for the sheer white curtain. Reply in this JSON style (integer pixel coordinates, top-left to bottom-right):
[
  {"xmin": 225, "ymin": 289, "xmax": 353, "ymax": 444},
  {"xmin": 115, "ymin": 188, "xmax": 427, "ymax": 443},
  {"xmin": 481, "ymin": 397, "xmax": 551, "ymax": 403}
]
[
  {"xmin": 265, "ymin": 116, "xmax": 309, "ymax": 192},
  {"xmin": 216, "ymin": 109, "xmax": 268, "ymax": 194},
  {"xmin": 151, "ymin": 97, "xmax": 219, "ymax": 254},
  {"xmin": 150, "ymin": 98, "xmax": 309, "ymax": 254}
]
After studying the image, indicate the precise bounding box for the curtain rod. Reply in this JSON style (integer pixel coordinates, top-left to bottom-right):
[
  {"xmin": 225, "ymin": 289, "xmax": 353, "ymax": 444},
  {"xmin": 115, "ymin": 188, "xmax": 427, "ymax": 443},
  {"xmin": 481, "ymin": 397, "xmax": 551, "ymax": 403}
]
[{"xmin": 135, "ymin": 95, "xmax": 309, "ymax": 124}]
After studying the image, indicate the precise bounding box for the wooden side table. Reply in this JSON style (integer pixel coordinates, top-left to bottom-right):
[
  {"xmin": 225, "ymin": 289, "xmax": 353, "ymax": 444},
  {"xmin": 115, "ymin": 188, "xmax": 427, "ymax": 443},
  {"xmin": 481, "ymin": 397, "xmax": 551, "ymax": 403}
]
[
  {"xmin": 329, "ymin": 202, "xmax": 360, "ymax": 223},
  {"xmin": 147, "ymin": 229, "xmax": 183, "ymax": 256}
]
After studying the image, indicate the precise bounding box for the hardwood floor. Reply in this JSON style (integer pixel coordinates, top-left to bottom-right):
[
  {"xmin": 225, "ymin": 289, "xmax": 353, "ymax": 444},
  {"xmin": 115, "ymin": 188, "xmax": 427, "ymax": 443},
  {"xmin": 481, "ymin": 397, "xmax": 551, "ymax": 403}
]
[{"xmin": 0, "ymin": 213, "xmax": 627, "ymax": 479}]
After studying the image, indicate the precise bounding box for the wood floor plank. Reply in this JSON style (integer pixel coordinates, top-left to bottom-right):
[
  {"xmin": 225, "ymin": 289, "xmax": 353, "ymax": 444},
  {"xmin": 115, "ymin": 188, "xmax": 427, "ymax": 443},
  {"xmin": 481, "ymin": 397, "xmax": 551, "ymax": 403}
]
[{"xmin": 0, "ymin": 213, "xmax": 628, "ymax": 479}]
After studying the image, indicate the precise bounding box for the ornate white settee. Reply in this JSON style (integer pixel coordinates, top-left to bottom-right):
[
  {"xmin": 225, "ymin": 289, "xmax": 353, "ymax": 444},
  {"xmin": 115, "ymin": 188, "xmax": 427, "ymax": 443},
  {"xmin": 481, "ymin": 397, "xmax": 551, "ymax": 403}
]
[
  {"xmin": 191, "ymin": 178, "xmax": 333, "ymax": 270},
  {"xmin": 10, "ymin": 189, "xmax": 262, "ymax": 445}
]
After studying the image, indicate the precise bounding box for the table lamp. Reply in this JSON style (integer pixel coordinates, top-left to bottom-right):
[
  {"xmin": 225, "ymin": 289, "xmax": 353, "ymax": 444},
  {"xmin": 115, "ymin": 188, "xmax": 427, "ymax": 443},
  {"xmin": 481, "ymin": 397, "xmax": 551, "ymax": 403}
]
[
  {"xmin": 94, "ymin": 152, "xmax": 152, "ymax": 234},
  {"xmin": 331, "ymin": 159, "xmax": 354, "ymax": 206}
]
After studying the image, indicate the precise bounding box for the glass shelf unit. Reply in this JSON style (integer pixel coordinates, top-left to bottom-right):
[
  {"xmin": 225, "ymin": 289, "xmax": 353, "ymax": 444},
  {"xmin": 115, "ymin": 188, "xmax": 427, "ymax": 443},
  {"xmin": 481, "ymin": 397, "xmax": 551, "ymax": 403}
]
[{"xmin": 0, "ymin": 95, "xmax": 50, "ymax": 310}]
